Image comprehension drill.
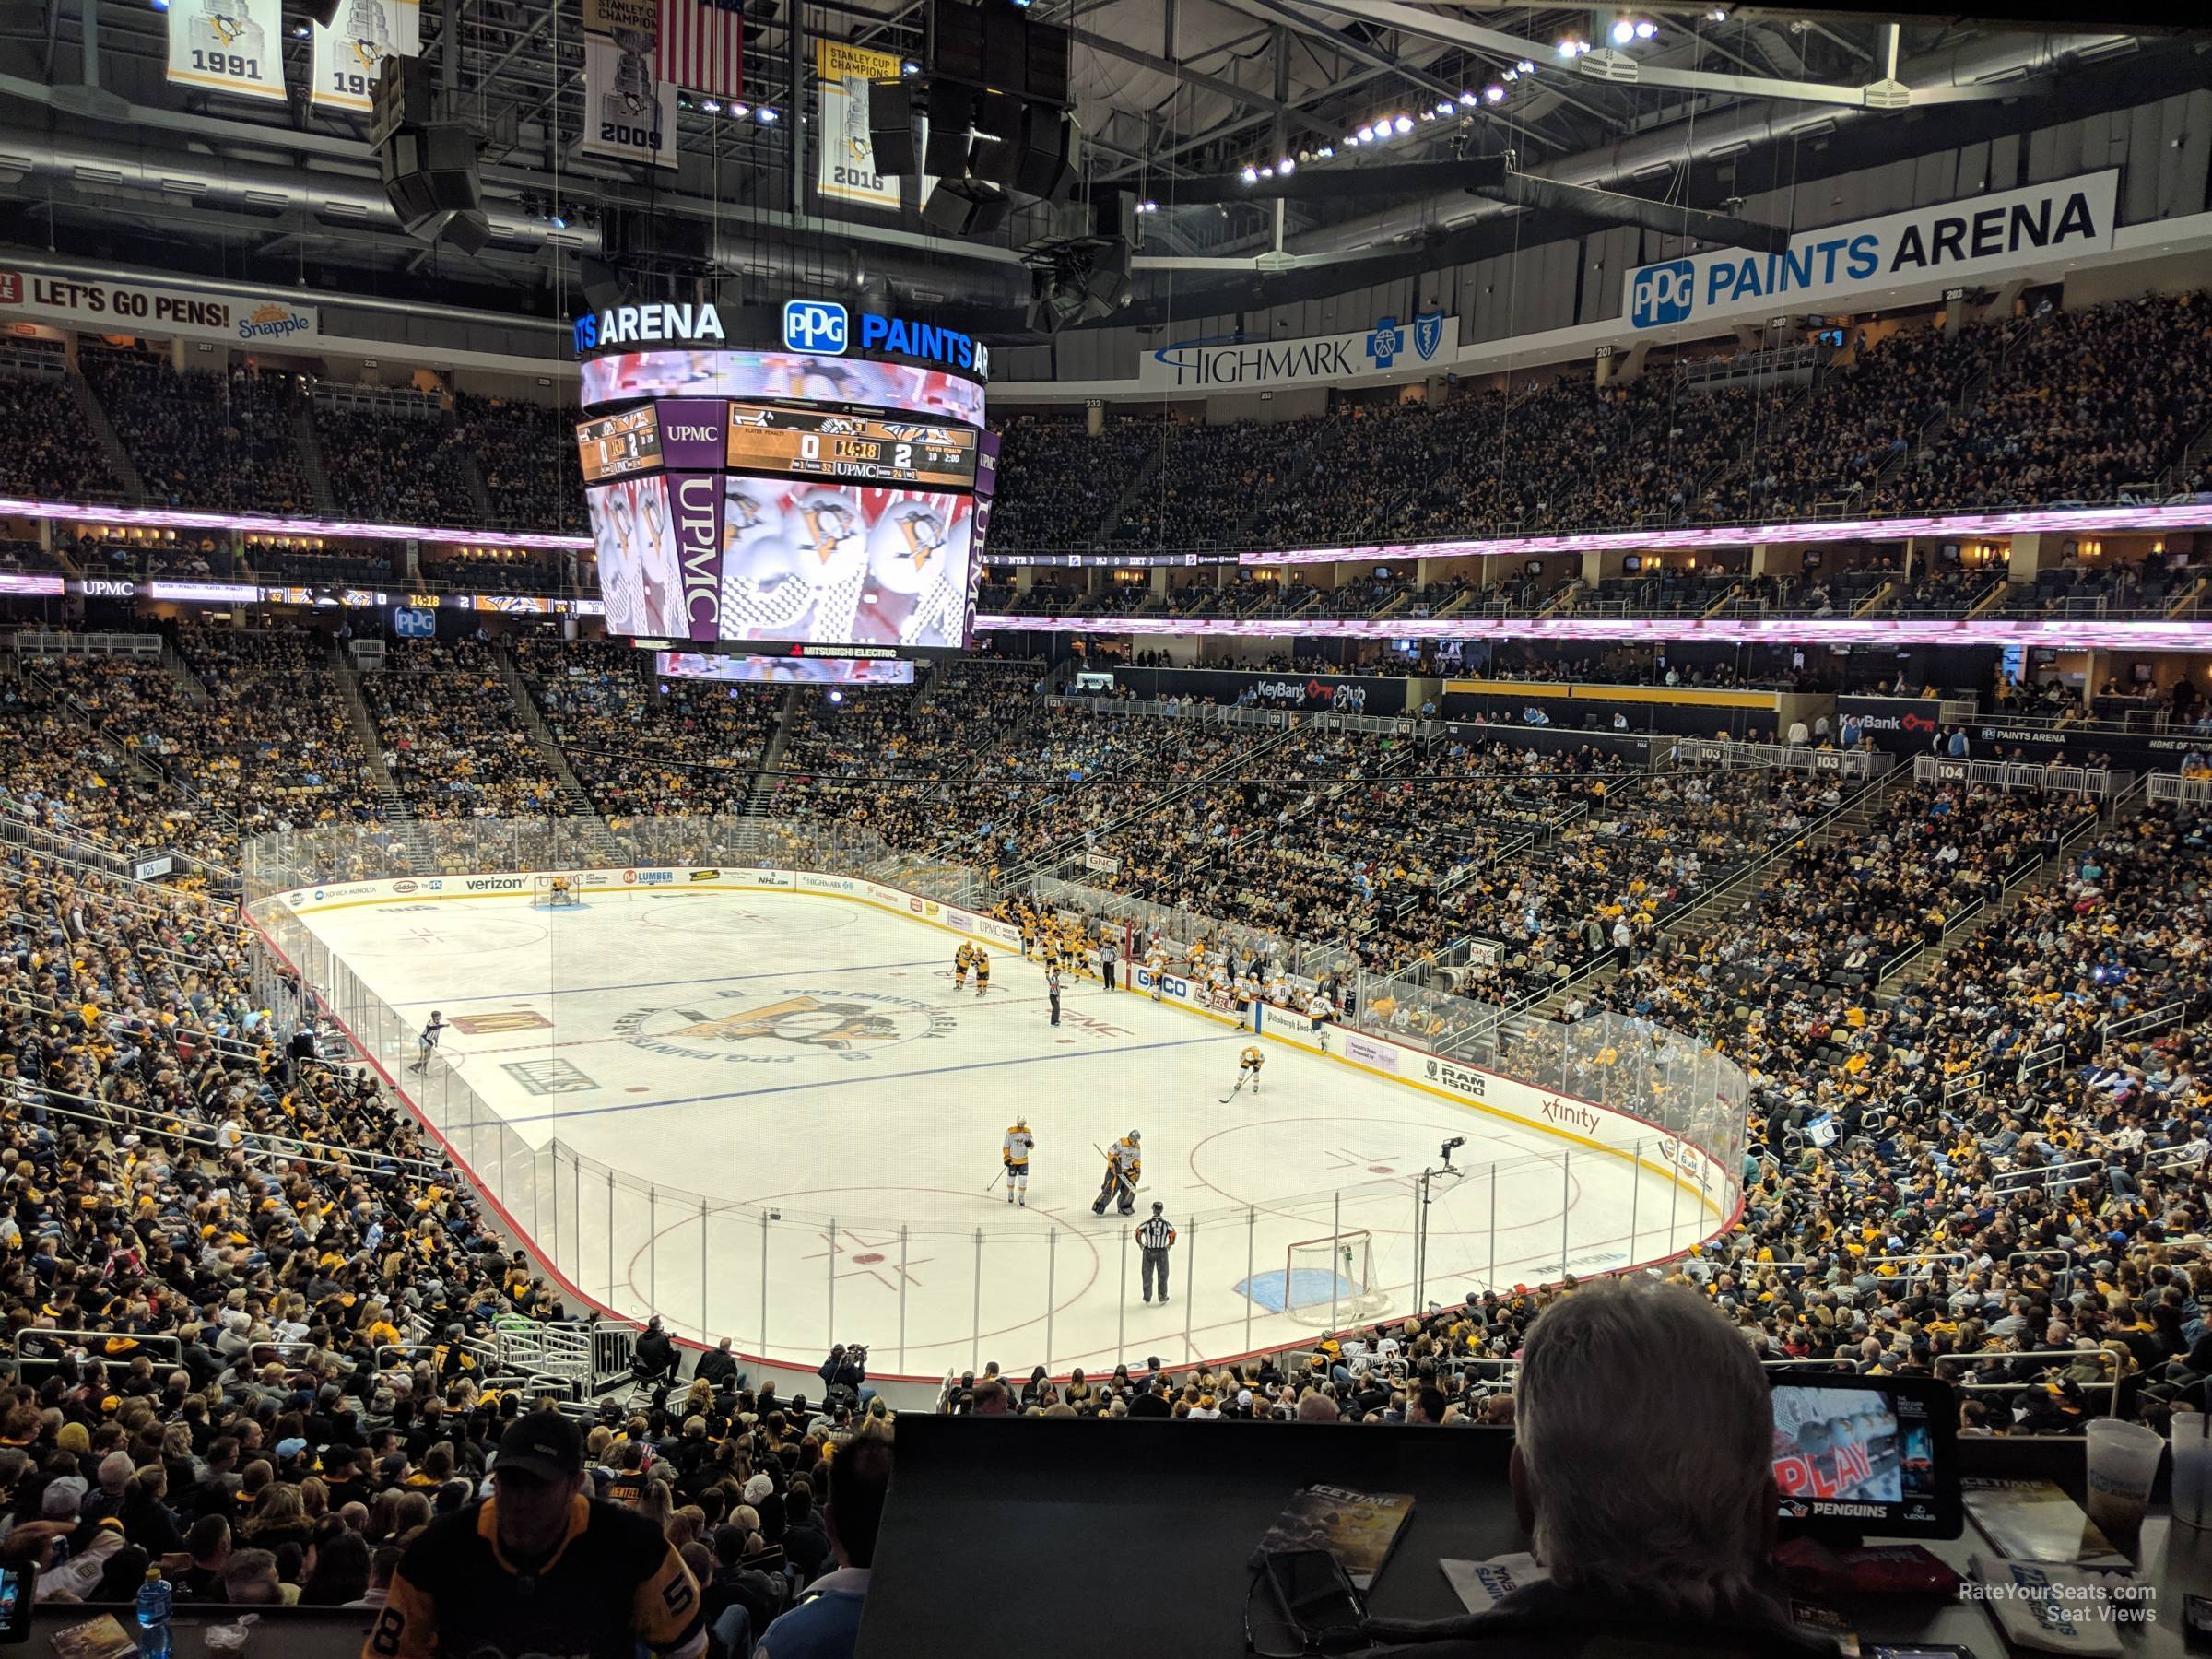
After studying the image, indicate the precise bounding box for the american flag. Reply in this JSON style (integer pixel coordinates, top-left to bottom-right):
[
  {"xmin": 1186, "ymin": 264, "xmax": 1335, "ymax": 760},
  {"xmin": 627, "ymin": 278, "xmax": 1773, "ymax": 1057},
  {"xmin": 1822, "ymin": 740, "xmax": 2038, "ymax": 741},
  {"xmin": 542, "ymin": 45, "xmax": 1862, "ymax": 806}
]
[{"xmin": 653, "ymin": 0, "xmax": 745, "ymax": 100}]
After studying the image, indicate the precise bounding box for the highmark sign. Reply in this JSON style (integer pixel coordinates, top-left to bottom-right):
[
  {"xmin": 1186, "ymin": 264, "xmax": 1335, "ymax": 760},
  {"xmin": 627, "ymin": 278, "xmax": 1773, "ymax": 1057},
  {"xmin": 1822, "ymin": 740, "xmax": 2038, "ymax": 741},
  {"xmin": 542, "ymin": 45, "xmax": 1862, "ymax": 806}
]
[
  {"xmin": 1624, "ymin": 170, "xmax": 2119, "ymax": 331},
  {"xmin": 1140, "ymin": 312, "xmax": 1458, "ymax": 392}
]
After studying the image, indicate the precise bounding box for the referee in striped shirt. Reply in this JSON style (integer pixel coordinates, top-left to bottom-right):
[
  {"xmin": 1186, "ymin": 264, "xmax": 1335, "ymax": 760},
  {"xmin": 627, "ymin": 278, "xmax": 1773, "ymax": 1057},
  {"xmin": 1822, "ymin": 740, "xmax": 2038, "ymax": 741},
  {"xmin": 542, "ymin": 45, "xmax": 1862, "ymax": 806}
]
[{"xmin": 1136, "ymin": 1202, "xmax": 1176, "ymax": 1303}]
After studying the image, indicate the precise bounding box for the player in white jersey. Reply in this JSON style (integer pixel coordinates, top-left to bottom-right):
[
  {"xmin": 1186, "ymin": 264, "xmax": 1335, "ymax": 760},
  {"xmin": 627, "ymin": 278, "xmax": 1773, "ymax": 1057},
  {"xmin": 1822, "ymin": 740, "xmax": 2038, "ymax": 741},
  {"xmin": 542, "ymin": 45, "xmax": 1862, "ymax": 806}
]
[
  {"xmin": 1002, "ymin": 1117, "xmax": 1035, "ymax": 1206},
  {"xmin": 1146, "ymin": 945, "xmax": 1167, "ymax": 1002},
  {"xmin": 1091, "ymin": 1131, "xmax": 1141, "ymax": 1217},
  {"xmin": 1232, "ymin": 973, "xmax": 1259, "ymax": 1030},
  {"xmin": 1307, "ymin": 990, "xmax": 1335, "ymax": 1053}
]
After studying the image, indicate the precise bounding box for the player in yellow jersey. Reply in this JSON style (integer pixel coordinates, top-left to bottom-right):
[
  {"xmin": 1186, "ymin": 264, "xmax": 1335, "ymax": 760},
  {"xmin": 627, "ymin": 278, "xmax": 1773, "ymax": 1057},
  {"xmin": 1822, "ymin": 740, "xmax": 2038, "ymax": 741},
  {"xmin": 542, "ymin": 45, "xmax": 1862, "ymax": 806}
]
[
  {"xmin": 1223, "ymin": 1045, "xmax": 1265, "ymax": 1102},
  {"xmin": 952, "ymin": 943, "xmax": 971, "ymax": 990},
  {"xmin": 973, "ymin": 948, "xmax": 990, "ymax": 995}
]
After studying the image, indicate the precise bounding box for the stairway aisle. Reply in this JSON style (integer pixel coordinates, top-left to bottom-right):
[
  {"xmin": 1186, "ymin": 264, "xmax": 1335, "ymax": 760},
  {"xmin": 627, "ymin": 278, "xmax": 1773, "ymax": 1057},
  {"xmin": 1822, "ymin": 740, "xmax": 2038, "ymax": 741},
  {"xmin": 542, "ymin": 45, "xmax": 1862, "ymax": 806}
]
[
  {"xmin": 497, "ymin": 647, "xmax": 625, "ymax": 865},
  {"xmin": 332, "ymin": 648, "xmax": 437, "ymax": 870}
]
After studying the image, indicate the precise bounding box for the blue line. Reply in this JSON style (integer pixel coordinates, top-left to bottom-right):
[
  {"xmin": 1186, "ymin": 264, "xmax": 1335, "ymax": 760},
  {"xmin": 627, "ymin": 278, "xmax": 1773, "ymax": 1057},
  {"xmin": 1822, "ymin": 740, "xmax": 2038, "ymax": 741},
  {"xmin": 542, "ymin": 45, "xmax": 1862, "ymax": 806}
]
[
  {"xmin": 386, "ymin": 959, "xmax": 944, "ymax": 1007},
  {"xmin": 456, "ymin": 1032, "xmax": 1232, "ymax": 1127}
]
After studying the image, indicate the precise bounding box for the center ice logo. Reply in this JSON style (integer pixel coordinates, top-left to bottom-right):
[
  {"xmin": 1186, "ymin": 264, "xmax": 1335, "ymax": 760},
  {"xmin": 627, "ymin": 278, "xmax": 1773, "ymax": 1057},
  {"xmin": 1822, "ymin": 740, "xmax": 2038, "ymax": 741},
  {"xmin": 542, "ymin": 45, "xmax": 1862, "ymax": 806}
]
[{"xmin": 615, "ymin": 987, "xmax": 953, "ymax": 1065}]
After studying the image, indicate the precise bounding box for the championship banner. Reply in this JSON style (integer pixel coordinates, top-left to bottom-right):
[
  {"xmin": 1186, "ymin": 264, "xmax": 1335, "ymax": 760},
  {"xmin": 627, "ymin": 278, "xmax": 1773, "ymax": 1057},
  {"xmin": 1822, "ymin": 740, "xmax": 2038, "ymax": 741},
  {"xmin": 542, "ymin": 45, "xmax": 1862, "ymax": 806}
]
[
  {"xmin": 584, "ymin": 0, "xmax": 658, "ymax": 32},
  {"xmin": 166, "ymin": 0, "xmax": 288, "ymax": 101},
  {"xmin": 311, "ymin": 0, "xmax": 420, "ymax": 112},
  {"xmin": 581, "ymin": 31, "xmax": 679, "ymax": 171},
  {"xmin": 816, "ymin": 40, "xmax": 901, "ymax": 211}
]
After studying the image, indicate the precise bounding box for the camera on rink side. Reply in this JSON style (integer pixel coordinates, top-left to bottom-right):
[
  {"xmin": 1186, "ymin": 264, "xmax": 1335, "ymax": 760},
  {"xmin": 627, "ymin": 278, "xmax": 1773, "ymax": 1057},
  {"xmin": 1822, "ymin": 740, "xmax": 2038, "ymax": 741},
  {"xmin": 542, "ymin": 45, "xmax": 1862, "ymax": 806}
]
[{"xmin": 1441, "ymin": 1135, "xmax": 1465, "ymax": 1165}]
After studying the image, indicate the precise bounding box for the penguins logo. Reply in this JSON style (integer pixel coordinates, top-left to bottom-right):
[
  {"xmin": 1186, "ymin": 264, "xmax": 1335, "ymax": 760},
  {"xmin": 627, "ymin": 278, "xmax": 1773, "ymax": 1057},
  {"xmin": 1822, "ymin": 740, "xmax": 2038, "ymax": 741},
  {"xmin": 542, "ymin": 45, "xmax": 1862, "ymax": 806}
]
[
  {"xmin": 615, "ymin": 988, "xmax": 954, "ymax": 1066},
  {"xmin": 676, "ymin": 994, "xmax": 901, "ymax": 1052},
  {"xmin": 606, "ymin": 27, "xmax": 659, "ymax": 121},
  {"xmin": 889, "ymin": 505, "xmax": 946, "ymax": 571},
  {"xmin": 799, "ymin": 502, "xmax": 860, "ymax": 563},
  {"xmin": 725, "ymin": 490, "xmax": 771, "ymax": 536},
  {"xmin": 340, "ymin": 0, "xmax": 391, "ymax": 68}
]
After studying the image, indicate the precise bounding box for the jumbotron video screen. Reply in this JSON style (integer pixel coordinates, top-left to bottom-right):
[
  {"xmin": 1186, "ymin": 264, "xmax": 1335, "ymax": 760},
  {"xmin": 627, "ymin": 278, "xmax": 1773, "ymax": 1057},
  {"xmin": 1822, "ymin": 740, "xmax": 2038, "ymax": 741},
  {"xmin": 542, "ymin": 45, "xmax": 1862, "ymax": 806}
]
[{"xmin": 581, "ymin": 394, "xmax": 988, "ymax": 653}]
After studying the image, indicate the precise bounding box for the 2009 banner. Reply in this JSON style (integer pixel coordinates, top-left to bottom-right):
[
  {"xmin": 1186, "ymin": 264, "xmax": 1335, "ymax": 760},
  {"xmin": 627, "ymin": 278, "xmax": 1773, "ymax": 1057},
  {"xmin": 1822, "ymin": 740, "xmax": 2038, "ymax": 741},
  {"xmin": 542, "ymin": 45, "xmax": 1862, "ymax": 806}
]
[
  {"xmin": 166, "ymin": 0, "xmax": 287, "ymax": 100},
  {"xmin": 311, "ymin": 0, "xmax": 421, "ymax": 112},
  {"xmin": 581, "ymin": 30, "xmax": 679, "ymax": 170}
]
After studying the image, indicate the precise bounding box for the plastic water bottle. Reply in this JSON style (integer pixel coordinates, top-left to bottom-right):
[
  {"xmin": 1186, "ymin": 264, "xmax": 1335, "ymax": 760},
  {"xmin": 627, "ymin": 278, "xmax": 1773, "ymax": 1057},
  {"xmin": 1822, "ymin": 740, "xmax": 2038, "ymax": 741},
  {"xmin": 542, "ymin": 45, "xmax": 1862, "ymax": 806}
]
[{"xmin": 135, "ymin": 1565, "xmax": 172, "ymax": 1659}]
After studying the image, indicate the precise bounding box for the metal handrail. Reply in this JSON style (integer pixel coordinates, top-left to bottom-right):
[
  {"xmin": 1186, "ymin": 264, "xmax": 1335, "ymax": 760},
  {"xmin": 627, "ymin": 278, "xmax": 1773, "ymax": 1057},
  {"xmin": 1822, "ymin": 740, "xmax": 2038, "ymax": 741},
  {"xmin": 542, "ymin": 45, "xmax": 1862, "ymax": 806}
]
[
  {"xmin": 1675, "ymin": 737, "xmax": 1884, "ymax": 779},
  {"xmin": 0, "ymin": 1074, "xmax": 450, "ymax": 1175},
  {"xmin": 1912, "ymin": 753, "xmax": 2126, "ymax": 799},
  {"xmin": 2149, "ymin": 772, "xmax": 2212, "ymax": 807},
  {"xmin": 12, "ymin": 1329, "xmax": 183, "ymax": 1371},
  {"xmin": 1993, "ymin": 1157, "xmax": 2107, "ymax": 1196}
]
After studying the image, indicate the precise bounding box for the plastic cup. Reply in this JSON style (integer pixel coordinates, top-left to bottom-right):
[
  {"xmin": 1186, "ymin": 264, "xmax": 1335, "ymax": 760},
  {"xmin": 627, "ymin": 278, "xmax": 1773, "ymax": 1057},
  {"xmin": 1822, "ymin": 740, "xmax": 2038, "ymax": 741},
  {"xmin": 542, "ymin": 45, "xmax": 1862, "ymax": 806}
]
[
  {"xmin": 2086, "ymin": 1418, "xmax": 2165, "ymax": 1547},
  {"xmin": 2172, "ymin": 1410, "xmax": 2212, "ymax": 1529}
]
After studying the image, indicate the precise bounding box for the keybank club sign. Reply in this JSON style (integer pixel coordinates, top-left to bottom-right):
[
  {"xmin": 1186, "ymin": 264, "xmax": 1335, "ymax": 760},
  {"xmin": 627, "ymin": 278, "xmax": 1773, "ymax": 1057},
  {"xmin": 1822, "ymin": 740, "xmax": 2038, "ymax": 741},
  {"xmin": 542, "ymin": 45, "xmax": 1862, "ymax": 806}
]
[
  {"xmin": 1624, "ymin": 170, "xmax": 2118, "ymax": 331},
  {"xmin": 1140, "ymin": 312, "xmax": 1459, "ymax": 392}
]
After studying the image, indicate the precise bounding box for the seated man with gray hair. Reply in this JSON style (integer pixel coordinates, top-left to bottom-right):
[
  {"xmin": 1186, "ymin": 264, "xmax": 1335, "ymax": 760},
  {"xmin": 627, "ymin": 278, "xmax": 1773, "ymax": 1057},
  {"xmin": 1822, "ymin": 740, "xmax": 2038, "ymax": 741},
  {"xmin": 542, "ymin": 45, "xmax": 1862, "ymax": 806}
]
[{"xmin": 1368, "ymin": 1277, "xmax": 1836, "ymax": 1657}]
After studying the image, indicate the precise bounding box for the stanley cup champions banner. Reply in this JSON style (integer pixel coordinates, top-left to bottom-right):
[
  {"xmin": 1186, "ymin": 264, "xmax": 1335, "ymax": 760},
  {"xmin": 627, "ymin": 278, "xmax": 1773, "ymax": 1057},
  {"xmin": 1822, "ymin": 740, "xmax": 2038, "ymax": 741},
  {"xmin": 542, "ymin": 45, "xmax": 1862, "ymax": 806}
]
[
  {"xmin": 816, "ymin": 40, "xmax": 901, "ymax": 211},
  {"xmin": 166, "ymin": 0, "xmax": 288, "ymax": 101},
  {"xmin": 581, "ymin": 24, "xmax": 679, "ymax": 170},
  {"xmin": 311, "ymin": 0, "xmax": 421, "ymax": 112}
]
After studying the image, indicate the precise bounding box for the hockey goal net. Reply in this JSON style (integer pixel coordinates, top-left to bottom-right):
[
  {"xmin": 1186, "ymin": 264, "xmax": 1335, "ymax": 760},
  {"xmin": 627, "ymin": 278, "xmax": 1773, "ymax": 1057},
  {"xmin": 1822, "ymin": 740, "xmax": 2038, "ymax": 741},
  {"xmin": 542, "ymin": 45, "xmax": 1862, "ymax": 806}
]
[
  {"xmin": 1283, "ymin": 1230, "xmax": 1393, "ymax": 1327},
  {"xmin": 530, "ymin": 874, "xmax": 583, "ymax": 909}
]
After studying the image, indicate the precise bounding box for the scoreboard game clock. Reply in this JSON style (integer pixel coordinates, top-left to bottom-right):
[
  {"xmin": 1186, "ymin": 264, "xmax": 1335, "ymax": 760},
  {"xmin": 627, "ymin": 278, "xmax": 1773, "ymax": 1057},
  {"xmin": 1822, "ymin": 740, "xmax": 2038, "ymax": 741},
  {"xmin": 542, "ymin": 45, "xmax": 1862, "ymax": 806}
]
[
  {"xmin": 724, "ymin": 403, "xmax": 980, "ymax": 490},
  {"xmin": 576, "ymin": 406, "xmax": 663, "ymax": 484}
]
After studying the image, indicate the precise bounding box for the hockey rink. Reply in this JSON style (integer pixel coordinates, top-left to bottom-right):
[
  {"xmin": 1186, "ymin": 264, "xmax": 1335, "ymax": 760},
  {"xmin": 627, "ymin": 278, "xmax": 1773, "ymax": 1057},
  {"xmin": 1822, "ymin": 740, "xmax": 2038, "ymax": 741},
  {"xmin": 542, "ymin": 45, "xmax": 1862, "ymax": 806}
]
[{"xmin": 291, "ymin": 886, "xmax": 1715, "ymax": 1379}]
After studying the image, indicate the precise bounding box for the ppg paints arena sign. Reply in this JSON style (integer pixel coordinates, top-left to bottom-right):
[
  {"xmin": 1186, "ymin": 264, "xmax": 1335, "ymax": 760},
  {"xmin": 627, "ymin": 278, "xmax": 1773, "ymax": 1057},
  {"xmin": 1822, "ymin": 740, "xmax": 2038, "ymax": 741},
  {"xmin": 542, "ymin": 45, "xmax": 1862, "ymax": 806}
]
[{"xmin": 1625, "ymin": 170, "xmax": 2118, "ymax": 330}]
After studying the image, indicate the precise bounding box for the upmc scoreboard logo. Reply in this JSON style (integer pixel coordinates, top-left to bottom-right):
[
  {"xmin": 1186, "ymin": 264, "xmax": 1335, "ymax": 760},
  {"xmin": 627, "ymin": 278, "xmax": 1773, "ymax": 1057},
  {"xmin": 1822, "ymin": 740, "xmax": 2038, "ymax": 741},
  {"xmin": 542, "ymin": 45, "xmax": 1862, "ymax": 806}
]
[
  {"xmin": 782, "ymin": 300, "xmax": 849, "ymax": 355},
  {"xmin": 1630, "ymin": 259, "xmax": 1696, "ymax": 328}
]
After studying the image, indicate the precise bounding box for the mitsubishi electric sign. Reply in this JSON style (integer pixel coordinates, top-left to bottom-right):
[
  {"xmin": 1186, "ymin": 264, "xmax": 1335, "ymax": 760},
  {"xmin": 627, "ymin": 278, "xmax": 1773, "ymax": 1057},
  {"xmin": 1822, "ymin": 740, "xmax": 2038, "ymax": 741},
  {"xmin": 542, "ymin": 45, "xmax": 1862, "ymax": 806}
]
[
  {"xmin": 1623, "ymin": 170, "xmax": 2118, "ymax": 331},
  {"xmin": 1141, "ymin": 312, "xmax": 1459, "ymax": 392}
]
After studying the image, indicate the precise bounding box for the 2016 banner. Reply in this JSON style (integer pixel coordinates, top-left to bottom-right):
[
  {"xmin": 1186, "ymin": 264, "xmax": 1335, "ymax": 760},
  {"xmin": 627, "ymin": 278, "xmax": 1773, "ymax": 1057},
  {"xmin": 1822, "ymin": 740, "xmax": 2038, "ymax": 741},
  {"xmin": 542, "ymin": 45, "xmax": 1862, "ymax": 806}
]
[
  {"xmin": 311, "ymin": 0, "xmax": 421, "ymax": 113},
  {"xmin": 581, "ymin": 32, "xmax": 679, "ymax": 171},
  {"xmin": 816, "ymin": 40, "xmax": 901, "ymax": 211},
  {"xmin": 166, "ymin": 0, "xmax": 287, "ymax": 101}
]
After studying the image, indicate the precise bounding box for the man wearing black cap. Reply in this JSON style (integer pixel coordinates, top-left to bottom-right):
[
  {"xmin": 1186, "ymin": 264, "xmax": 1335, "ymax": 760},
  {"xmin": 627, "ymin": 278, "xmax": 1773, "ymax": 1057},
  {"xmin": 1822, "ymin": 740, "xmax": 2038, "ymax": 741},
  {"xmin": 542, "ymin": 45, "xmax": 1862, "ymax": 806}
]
[{"xmin": 362, "ymin": 1407, "xmax": 705, "ymax": 1658}]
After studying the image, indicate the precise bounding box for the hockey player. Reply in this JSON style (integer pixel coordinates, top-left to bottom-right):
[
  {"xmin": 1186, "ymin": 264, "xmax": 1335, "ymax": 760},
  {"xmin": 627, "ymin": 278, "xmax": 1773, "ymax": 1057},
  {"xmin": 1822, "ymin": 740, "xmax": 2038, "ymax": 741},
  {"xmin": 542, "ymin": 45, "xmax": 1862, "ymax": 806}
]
[
  {"xmin": 1003, "ymin": 1116, "xmax": 1035, "ymax": 1206},
  {"xmin": 953, "ymin": 943, "xmax": 971, "ymax": 991},
  {"xmin": 1232, "ymin": 970, "xmax": 1258, "ymax": 1030},
  {"xmin": 411, "ymin": 1013, "xmax": 444, "ymax": 1079},
  {"xmin": 1307, "ymin": 988, "xmax": 1334, "ymax": 1053},
  {"xmin": 1239, "ymin": 1044, "xmax": 1265, "ymax": 1094},
  {"xmin": 974, "ymin": 948, "xmax": 991, "ymax": 996},
  {"xmin": 1146, "ymin": 942, "xmax": 1168, "ymax": 1002},
  {"xmin": 1091, "ymin": 1131, "xmax": 1141, "ymax": 1217}
]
